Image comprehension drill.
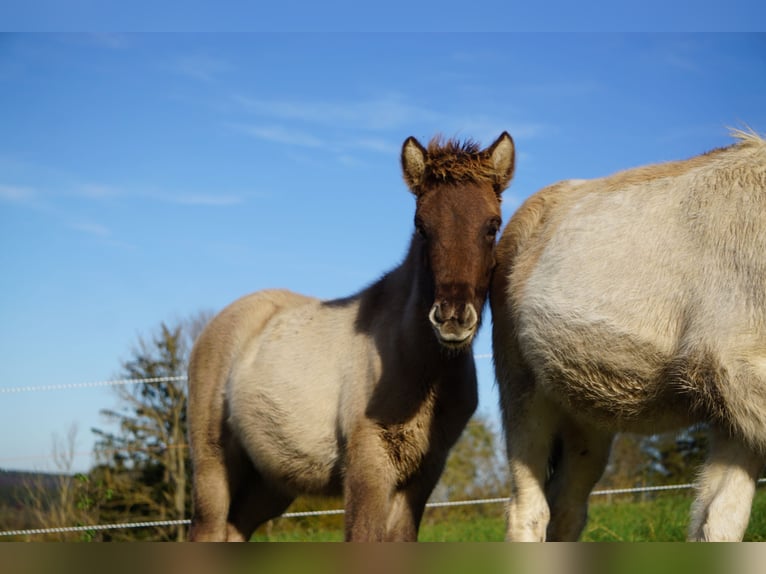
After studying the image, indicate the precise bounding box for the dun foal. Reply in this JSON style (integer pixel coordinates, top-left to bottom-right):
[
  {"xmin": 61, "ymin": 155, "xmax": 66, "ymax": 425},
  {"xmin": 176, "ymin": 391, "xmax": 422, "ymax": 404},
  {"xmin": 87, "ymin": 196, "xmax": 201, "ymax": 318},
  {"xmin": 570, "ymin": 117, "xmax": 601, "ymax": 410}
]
[
  {"xmin": 492, "ymin": 130, "xmax": 766, "ymax": 541},
  {"xmin": 189, "ymin": 132, "xmax": 515, "ymax": 541}
]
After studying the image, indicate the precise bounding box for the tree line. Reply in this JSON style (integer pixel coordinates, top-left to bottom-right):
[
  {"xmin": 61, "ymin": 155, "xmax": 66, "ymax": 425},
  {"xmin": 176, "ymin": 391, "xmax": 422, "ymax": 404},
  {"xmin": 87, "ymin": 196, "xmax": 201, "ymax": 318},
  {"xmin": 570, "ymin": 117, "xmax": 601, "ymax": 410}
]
[{"xmin": 4, "ymin": 313, "xmax": 711, "ymax": 541}]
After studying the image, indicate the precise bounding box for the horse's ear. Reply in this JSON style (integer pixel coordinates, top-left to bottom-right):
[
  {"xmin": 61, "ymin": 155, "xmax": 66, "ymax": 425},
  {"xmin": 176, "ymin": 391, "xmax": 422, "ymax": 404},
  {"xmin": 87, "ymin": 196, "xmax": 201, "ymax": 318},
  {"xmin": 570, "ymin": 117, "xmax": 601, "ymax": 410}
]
[
  {"xmin": 401, "ymin": 136, "xmax": 427, "ymax": 195},
  {"xmin": 485, "ymin": 131, "xmax": 515, "ymax": 194}
]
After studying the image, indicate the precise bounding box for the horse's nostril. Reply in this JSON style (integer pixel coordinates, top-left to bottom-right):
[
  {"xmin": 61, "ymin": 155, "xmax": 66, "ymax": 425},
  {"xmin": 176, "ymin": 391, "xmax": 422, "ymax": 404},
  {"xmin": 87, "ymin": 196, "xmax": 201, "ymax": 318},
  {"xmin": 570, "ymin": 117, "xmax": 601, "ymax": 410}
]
[
  {"xmin": 430, "ymin": 302, "xmax": 478, "ymax": 329},
  {"xmin": 460, "ymin": 303, "xmax": 478, "ymax": 328},
  {"xmin": 429, "ymin": 303, "xmax": 443, "ymax": 326}
]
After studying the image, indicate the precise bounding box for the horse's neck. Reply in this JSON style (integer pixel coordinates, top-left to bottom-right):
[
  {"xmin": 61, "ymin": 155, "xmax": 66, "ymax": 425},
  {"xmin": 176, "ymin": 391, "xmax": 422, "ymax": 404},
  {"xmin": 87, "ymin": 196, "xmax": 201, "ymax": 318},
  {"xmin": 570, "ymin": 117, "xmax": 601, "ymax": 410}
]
[{"xmin": 360, "ymin": 239, "xmax": 436, "ymax": 348}]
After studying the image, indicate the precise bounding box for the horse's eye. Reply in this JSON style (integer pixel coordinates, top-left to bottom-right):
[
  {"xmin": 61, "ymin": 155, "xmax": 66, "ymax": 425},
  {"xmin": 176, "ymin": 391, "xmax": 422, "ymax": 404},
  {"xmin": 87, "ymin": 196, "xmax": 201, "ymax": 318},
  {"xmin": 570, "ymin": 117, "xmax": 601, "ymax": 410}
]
[
  {"xmin": 486, "ymin": 218, "xmax": 501, "ymax": 240},
  {"xmin": 415, "ymin": 218, "xmax": 428, "ymax": 239}
]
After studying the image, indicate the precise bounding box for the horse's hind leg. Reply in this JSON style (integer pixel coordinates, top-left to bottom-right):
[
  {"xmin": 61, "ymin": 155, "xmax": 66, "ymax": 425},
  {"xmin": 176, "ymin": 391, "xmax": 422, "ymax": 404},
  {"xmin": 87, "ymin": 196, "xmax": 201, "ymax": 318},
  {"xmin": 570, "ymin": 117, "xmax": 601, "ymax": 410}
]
[
  {"xmin": 225, "ymin": 460, "xmax": 295, "ymax": 542},
  {"xmin": 544, "ymin": 420, "xmax": 612, "ymax": 541},
  {"xmin": 189, "ymin": 440, "xmax": 232, "ymax": 541},
  {"xmin": 688, "ymin": 430, "xmax": 762, "ymax": 541},
  {"xmin": 190, "ymin": 429, "xmax": 297, "ymax": 542}
]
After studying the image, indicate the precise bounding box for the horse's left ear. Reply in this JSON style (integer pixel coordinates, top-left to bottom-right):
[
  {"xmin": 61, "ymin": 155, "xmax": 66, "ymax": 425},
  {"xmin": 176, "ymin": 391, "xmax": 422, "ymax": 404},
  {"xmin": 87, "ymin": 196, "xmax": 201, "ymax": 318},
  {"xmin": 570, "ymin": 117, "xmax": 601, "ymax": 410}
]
[
  {"xmin": 485, "ymin": 131, "xmax": 515, "ymax": 194},
  {"xmin": 401, "ymin": 136, "xmax": 427, "ymax": 195}
]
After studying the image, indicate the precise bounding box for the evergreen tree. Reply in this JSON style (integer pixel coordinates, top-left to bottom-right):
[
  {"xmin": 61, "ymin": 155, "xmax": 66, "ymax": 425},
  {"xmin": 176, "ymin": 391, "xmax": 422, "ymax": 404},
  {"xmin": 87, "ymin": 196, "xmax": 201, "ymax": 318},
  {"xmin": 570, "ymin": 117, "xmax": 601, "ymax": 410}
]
[{"xmin": 90, "ymin": 313, "xmax": 210, "ymax": 541}]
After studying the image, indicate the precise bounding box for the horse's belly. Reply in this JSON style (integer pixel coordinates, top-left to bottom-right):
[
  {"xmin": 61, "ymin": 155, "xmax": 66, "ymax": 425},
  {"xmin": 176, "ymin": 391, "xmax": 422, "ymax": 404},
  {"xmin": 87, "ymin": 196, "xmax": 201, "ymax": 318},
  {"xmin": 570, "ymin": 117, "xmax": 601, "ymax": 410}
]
[
  {"xmin": 534, "ymin": 363, "xmax": 692, "ymax": 434},
  {"xmin": 517, "ymin": 308, "xmax": 696, "ymax": 433},
  {"xmin": 226, "ymin": 300, "xmax": 368, "ymax": 494},
  {"xmin": 226, "ymin": 381, "xmax": 344, "ymax": 494}
]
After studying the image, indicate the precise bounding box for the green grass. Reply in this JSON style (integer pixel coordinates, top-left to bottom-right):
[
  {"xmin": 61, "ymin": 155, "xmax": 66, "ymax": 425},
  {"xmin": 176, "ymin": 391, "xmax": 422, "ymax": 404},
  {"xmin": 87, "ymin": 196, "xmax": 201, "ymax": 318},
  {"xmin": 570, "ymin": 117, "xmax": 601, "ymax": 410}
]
[
  {"xmin": 584, "ymin": 488, "xmax": 766, "ymax": 542},
  {"xmin": 250, "ymin": 489, "xmax": 766, "ymax": 542},
  {"xmin": 583, "ymin": 494, "xmax": 694, "ymax": 541}
]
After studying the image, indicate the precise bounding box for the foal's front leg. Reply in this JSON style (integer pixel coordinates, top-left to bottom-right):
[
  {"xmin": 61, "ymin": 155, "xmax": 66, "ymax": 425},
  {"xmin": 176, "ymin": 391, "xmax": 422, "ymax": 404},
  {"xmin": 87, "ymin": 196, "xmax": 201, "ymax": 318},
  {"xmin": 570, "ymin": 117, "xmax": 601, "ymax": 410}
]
[
  {"xmin": 384, "ymin": 448, "xmax": 450, "ymax": 541},
  {"xmin": 343, "ymin": 423, "xmax": 398, "ymax": 541}
]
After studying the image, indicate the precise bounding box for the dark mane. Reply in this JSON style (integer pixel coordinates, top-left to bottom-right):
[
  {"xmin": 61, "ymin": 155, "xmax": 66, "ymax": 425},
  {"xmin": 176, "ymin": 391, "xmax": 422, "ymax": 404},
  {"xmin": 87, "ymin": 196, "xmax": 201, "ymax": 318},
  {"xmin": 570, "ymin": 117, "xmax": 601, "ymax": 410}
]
[{"xmin": 422, "ymin": 136, "xmax": 498, "ymax": 185}]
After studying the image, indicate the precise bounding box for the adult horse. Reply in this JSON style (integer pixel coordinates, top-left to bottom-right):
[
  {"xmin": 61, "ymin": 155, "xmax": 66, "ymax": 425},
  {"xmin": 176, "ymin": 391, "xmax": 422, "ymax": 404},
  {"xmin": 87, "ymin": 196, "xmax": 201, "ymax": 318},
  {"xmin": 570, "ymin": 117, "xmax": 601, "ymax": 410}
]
[
  {"xmin": 491, "ymin": 129, "xmax": 766, "ymax": 541},
  {"xmin": 188, "ymin": 132, "xmax": 515, "ymax": 541}
]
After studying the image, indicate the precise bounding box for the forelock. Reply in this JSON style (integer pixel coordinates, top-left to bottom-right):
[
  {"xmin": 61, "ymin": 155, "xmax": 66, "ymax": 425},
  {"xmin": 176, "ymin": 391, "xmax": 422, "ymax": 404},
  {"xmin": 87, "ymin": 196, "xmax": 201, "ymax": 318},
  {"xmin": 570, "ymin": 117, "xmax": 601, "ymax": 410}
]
[{"xmin": 423, "ymin": 136, "xmax": 498, "ymax": 185}]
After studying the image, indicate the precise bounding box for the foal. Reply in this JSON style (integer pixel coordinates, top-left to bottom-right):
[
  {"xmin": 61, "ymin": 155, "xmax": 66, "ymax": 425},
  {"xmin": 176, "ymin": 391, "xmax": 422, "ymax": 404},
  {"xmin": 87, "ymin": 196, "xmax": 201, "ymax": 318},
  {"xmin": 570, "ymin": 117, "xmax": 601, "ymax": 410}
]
[{"xmin": 188, "ymin": 132, "xmax": 515, "ymax": 541}]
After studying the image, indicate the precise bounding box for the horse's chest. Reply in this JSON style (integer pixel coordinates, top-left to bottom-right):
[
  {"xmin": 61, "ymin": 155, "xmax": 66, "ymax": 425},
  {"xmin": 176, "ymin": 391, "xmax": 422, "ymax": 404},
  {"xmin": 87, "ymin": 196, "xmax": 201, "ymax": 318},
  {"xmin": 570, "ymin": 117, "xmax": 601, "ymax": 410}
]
[
  {"xmin": 376, "ymin": 392, "xmax": 440, "ymax": 482},
  {"xmin": 366, "ymin": 366, "xmax": 476, "ymax": 483},
  {"xmin": 379, "ymin": 421, "xmax": 430, "ymax": 481}
]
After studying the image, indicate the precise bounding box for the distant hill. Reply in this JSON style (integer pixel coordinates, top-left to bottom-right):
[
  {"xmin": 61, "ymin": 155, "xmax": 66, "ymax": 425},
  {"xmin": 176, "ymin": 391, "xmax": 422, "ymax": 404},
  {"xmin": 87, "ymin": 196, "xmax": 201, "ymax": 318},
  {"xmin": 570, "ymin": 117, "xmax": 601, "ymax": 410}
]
[
  {"xmin": 0, "ymin": 469, "xmax": 66, "ymax": 506},
  {"xmin": 0, "ymin": 469, "xmax": 73, "ymax": 537}
]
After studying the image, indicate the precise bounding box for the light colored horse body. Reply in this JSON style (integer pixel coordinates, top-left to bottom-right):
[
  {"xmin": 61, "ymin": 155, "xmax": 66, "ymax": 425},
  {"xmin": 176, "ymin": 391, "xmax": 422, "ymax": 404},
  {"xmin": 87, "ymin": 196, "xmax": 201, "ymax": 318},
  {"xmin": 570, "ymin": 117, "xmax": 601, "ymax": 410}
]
[
  {"xmin": 491, "ymin": 130, "xmax": 766, "ymax": 541},
  {"xmin": 189, "ymin": 132, "xmax": 515, "ymax": 541}
]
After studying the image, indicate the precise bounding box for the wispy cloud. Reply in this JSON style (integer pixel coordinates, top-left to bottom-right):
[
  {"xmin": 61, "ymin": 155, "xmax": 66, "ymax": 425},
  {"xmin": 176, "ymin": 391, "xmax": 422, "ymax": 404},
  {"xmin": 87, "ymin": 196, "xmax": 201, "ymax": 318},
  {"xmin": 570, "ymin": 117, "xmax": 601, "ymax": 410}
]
[
  {"xmin": 172, "ymin": 55, "xmax": 232, "ymax": 82},
  {"xmin": 234, "ymin": 94, "xmax": 441, "ymax": 132},
  {"xmin": 231, "ymin": 92, "xmax": 546, "ymax": 159},
  {"xmin": 76, "ymin": 182, "xmax": 245, "ymax": 207},
  {"xmin": 353, "ymin": 137, "xmax": 399, "ymax": 154},
  {"xmin": 229, "ymin": 123, "xmax": 327, "ymax": 149},
  {"xmin": 664, "ymin": 53, "xmax": 700, "ymax": 73},
  {"xmin": 0, "ymin": 184, "xmax": 37, "ymax": 204},
  {"xmin": 158, "ymin": 193, "xmax": 244, "ymax": 207},
  {"xmin": 85, "ymin": 33, "xmax": 130, "ymax": 50},
  {"xmin": 1, "ymin": 177, "xmax": 247, "ymax": 253},
  {"xmin": 517, "ymin": 80, "xmax": 603, "ymax": 99},
  {"xmin": 69, "ymin": 221, "xmax": 111, "ymax": 237},
  {"xmin": 1, "ymin": 182, "xmax": 113, "ymax": 239},
  {"xmin": 444, "ymin": 116, "xmax": 546, "ymax": 145},
  {"xmin": 657, "ymin": 37, "xmax": 703, "ymax": 74},
  {"xmin": 76, "ymin": 183, "xmax": 122, "ymax": 200}
]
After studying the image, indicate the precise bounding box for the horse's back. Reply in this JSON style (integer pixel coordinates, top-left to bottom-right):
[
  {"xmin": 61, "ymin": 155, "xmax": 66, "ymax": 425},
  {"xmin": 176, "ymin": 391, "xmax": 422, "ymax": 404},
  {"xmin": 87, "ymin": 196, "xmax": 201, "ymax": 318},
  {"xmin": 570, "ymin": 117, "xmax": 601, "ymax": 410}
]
[
  {"xmin": 189, "ymin": 289, "xmax": 312, "ymax": 395},
  {"xmin": 494, "ymin": 136, "xmax": 766, "ymax": 439}
]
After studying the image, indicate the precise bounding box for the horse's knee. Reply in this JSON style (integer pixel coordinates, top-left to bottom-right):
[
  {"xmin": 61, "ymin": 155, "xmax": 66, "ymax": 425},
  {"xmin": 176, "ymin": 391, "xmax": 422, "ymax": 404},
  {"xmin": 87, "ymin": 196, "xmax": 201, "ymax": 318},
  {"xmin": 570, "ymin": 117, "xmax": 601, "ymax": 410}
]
[{"xmin": 189, "ymin": 517, "xmax": 227, "ymax": 542}]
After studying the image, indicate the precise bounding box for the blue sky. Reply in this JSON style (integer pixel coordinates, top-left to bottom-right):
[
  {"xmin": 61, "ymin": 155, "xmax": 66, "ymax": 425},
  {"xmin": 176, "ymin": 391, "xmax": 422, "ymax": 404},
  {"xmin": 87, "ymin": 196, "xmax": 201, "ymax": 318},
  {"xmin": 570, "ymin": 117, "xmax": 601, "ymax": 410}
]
[
  {"xmin": 2, "ymin": 2, "xmax": 765, "ymax": 32},
  {"xmin": 1, "ymin": 33, "xmax": 765, "ymax": 473}
]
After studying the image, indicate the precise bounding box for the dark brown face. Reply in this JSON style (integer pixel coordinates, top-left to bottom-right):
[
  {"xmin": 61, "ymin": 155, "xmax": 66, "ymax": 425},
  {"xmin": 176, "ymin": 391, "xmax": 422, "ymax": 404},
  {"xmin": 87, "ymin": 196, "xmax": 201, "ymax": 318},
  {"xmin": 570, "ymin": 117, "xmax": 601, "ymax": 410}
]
[
  {"xmin": 414, "ymin": 182, "xmax": 502, "ymax": 348},
  {"xmin": 401, "ymin": 131, "xmax": 515, "ymax": 350}
]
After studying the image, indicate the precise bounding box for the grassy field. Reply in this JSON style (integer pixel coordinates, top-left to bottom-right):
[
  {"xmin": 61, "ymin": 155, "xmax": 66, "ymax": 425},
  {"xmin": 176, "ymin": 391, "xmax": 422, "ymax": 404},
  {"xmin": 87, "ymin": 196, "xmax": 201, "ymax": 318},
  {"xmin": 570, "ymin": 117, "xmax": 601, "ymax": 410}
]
[{"xmin": 251, "ymin": 488, "xmax": 766, "ymax": 542}]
